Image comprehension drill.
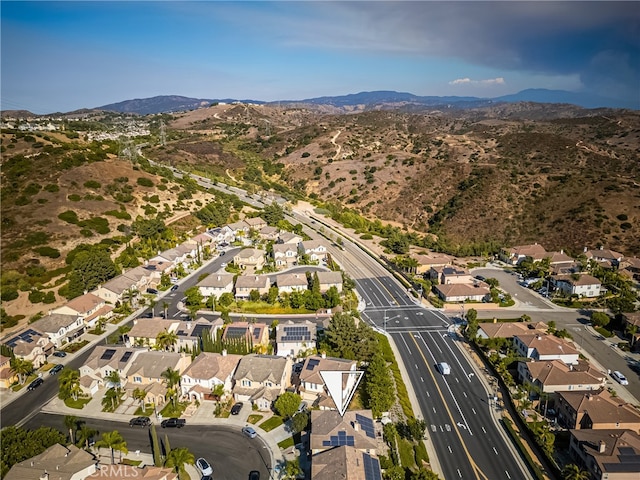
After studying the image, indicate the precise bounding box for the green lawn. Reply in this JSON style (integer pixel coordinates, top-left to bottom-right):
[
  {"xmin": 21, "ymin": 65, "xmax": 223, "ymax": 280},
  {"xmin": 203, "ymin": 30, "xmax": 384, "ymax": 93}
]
[
  {"xmin": 11, "ymin": 374, "xmax": 37, "ymax": 391},
  {"xmin": 134, "ymin": 405, "xmax": 155, "ymax": 416},
  {"xmin": 64, "ymin": 396, "xmax": 92, "ymax": 409},
  {"xmin": 247, "ymin": 414, "xmax": 263, "ymax": 425},
  {"xmin": 277, "ymin": 437, "xmax": 294, "ymax": 449},
  {"xmin": 258, "ymin": 416, "xmax": 284, "ymax": 432},
  {"xmin": 160, "ymin": 401, "xmax": 188, "ymax": 418}
]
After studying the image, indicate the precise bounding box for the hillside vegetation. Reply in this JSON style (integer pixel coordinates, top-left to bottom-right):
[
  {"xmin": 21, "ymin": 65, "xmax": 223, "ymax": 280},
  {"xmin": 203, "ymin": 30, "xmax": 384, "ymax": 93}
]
[{"xmin": 1, "ymin": 103, "xmax": 639, "ymax": 323}]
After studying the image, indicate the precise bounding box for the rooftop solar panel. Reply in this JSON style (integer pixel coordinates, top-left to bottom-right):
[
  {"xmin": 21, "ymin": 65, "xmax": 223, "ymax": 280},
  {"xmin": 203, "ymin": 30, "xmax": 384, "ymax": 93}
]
[
  {"xmin": 120, "ymin": 351, "xmax": 133, "ymax": 363},
  {"xmin": 192, "ymin": 325, "xmax": 209, "ymax": 337},
  {"xmin": 356, "ymin": 413, "xmax": 376, "ymax": 438},
  {"xmin": 362, "ymin": 453, "xmax": 382, "ymax": 480},
  {"xmin": 323, "ymin": 431, "xmax": 355, "ymax": 447},
  {"xmin": 100, "ymin": 349, "xmax": 116, "ymax": 361},
  {"xmin": 306, "ymin": 358, "xmax": 320, "ymax": 370}
]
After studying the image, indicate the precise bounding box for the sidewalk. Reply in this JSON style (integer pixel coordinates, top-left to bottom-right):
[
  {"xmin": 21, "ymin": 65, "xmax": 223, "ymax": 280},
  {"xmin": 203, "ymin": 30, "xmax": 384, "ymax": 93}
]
[{"xmin": 42, "ymin": 393, "xmax": 288, "ymax": 478}]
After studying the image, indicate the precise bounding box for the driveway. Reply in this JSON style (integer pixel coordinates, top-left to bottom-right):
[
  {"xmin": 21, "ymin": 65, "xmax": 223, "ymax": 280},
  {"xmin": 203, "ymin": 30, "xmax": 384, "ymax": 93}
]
[{"xmin": 471, "ymin": 266, "xmax": 553, "ymax": 310}]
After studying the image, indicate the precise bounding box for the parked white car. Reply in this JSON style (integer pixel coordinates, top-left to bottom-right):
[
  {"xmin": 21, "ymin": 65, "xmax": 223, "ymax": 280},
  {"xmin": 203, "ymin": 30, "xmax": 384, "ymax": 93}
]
[{"xmin": 611, "ymin": 370, "xmax": 629, "ymax": 385}]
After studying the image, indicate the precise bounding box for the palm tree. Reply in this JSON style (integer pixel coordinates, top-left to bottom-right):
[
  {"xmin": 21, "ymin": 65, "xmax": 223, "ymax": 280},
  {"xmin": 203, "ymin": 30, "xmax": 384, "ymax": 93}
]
[
  {"xmin": 76, "ymin": 423, "xmax": 97, "ymax": 450},
  {"xmin": 105, "ymin": 370, "xmax": 121, "ymax": 389},
  {"xmin": 164, "ymin": 447, "xmax": 195, "ymax": 479},
  {"xmin": 561, "ymin": 463, "xmax": 590, "ymax": 480},
  {"xmin": 133, "ymin": 387, "xmax": 147, "ymax": 409},
  {"xmin": 64, "ymin": 415, "xmax": 79, "ymax": 444},
  {"xmin": 162, "ymin": 301, "xmax": 169, "ymax": 319},
  {"xmin": 59, "ymin": 368, "xmax": 81, "ymax": 401},
  {"xmin": 625, "ymin": 323, "xmax": 638, "ymax": 347},
  {"xmin": 161, "ymin": 367, "xmax": 181, "ymax": 407},
  {"xmin": 95, "ymin": 430, "xmax": 128, "ymax": 465},
  {"xmin": 10, "ymin": 357, "xmax": 33, "ymax": 385},
  {"xmin": 102, "ymin": 387, "xmax": 122, "ymax": 412},
  {"xmin": 156, "ymin": 330, "xmax": 178, "ymax": 352}
]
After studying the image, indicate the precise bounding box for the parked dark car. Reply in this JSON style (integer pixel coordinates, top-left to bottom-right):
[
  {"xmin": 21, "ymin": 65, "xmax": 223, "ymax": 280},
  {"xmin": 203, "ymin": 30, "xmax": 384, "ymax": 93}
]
[
  {"xmin": 249, "ymin": 471, "xmax": 260, "ymax": 480},
  {"xmin": 52, "ymin": 351, "xmax": 67, "ymax": 358},
  {"xmin": 27, "ymin": 378, "xmax": 44, "ymax": 391},
  {"xmin": 49, "ymin": 364, "xmax": 64, "ymax": 375},
  {"xmin": 146, "ymin": 288, "xmax": 159, "ymax": 295},
  {"xmin": 230, "ymin": 402, "xmax": 243, "ymax": 415},
  {"xmin": 171, "ymin": 284, "xmax": 179, "ymax": 291},
  {"xmin": 129, "ymin": 416, "xmax": 151, "ymax": 427},
  {"xmin": 161, "ymin": 418, "xmax": 186, "ymax": 428}
]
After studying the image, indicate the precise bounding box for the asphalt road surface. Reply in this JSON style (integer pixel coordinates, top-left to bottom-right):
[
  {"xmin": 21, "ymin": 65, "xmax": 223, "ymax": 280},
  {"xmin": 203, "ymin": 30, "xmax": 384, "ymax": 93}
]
[{"xmin": 25, "ymin": 413, "xmax": 271, "ymax": 480}]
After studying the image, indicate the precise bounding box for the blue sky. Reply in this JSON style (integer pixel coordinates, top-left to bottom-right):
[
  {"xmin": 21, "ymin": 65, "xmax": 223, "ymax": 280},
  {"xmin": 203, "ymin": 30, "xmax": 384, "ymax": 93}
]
[{"xmin": 2, "ymin": 1, "xmax": 638, "ymax": 113}]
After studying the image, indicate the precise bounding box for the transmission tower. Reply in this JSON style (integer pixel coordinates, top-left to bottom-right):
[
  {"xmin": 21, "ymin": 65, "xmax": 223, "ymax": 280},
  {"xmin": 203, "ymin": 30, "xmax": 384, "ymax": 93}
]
[{"xmin": 262, "ymin": 119, "xmax": 271, "ymax": 136}]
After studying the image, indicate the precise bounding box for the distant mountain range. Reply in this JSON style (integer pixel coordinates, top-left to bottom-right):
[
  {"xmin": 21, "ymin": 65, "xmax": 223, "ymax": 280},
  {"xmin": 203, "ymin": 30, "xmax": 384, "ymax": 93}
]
[{"xmin": 93, "ymin": 89, "xmax": 636, "ymax": 115}]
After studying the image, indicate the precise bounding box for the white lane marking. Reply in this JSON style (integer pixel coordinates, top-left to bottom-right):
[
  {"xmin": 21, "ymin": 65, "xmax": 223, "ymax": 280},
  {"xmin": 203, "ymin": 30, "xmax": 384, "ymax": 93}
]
[
  {"xmin": 493, "ymin": 447, "xmax": 498, "ymax": 455},
  {"xmin": 457, "ymin": 469, "xmax": 462, "ymax": 478},
  {"xmin": 505, "ymin": 470, "xmax": 511, "ymax": 479},
  {"xmin": 448, "ymin": 445, "xmax": 452, "ymax": 453},
  {"xmin": 482, "ymin": 426, "xmax": 487, "ymax": 433},
  {"xmin": 472, "ymin": 408, "xmax": 476, "ymax": 415}
]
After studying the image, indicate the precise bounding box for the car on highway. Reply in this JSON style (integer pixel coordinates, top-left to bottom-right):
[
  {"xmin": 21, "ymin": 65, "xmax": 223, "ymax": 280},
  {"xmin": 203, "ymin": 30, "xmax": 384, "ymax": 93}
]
[
  {"xmin": 196, "ymin": 458, "xmax": 213, "ymax": 476},
  {"xmin": 230, "ymin": 402, "xmax": 243, "ymax": 415},
  {"xmin": 249, "ymin": 471, "xmax": 260, "ymax": 480},
  {"xmin": 611, "ymin": 370, "xmax": 629, "ymax": 385},
  {"xmin": 27, "ymin": 378, "xmax": 44, "ymax": 391},
  {"xmin": 161, "ymin": 418, "xmax": 186, "ymax": 428},
  {"xmin": 171, "ymin": 284, "xmax": 179, "ymax": 291},
  {"xmin": 49, "ymin": 364, "xmax": 64, "ymax": 375},
  {"xmin": 52, "ymin": 351, "xmax": 67, "ymax": 358},
  {"xmin": 129, "ymin": 416, "xmax": 151, "ymax": 427},
  {"xmin": 437, "ymin": 362, "xmax": 451, "ymax": 375},
  {"xmin": 242, "ymin": 426, "xmax": 257, "ymax": 438}
]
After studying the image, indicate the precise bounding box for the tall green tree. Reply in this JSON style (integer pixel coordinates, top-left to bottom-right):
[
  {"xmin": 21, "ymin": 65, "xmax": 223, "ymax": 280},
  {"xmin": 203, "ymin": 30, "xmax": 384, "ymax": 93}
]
[
  {"xmin": 161, "ymin": 367, "xmax": 181, "ymax": 407},
  {"xmin": 0, "ymin": 426, "xmax": 66, "ymax": 478},
  {"xmin": 65, "ymin": 248, "xmax": 119, "ymax": 299},
  {"xmin": 76, "ymin": 423, "xmax": 97, "ymax": 450},
  {"xmin": 9, "ymin": 357, "xmax": 33, "ymax": 385},
  {"xmin": 95, "ymin": 430, "xmax": 128, "ymax": 465},
  {"xmin": 164, "ymin": 447, "xmax": 195, "ymax": 479},
  {"xmin": 58, "ymin": 368, "xmax": 81, "ymax": 401},
  {"xmin": 363, "ymin": 351, "xmax": 395, "ymax": 417},
  {"xmin": 322, "ymin": 312, "xmax": 377, "ymax": 361},
  {"xmin": 156, "ymin": 330, "xmax": 178, "ymax": 351},
  {"xmin": 63, "ymin": 415, "xmax": 79, "ymax": 444},
  {"xmin": 274, "ymin": 392, "xmax": 302, "ymax": 419},
  {"xmin": 561, "ymin": 464, "xmax": 590, "ymax": 480},
  {"xmin": 150, "ymin": 423, "xmax": 162, "ymax": 467}
]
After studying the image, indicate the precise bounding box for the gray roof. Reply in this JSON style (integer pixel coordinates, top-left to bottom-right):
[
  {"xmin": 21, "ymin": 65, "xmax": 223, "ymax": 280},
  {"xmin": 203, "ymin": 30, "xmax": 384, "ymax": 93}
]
[
  {"xmin": 197, "ymin": 273, "xmax": 235, "ymax": 288},
  {"xmin": 235, "ymin": 275, "xmax": 270, "ymax": 289},
  {"xmin": 316, "ymin": 271, "xmax": 342, "ymax": 285},
  {"xmin": 276, "ymin": 273, "xmax": 308, "ymax": 288},
  {"xmin": 6, "ymin": 444, "xmax": 96, "ymax": 480},
  {"xmin": 31, "ymin": 313, "xmax": 79, "ymax": 333},
  {"xmin": 126, "ymin": 351, "xmax": 184, "ymax": 379},
  {"xmin": 234, "ymin": 354, "xmax": 288, "ymax": 384}
]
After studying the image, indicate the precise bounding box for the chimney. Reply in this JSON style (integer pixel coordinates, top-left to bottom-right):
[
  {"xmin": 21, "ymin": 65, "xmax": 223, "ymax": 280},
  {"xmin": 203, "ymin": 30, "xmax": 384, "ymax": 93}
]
[
  {"xmin": 321, "ymin": 352, "xmax": 326, "ymax": 359},
  {"xmin": 584, "ymin": 247, "xmax": 588, "ymax": 253},
  {"xmin": 560, "ymin": 249, "xmax": 563, "ymax": 254},
  {"xmin": 222, "ymin": 349, "xmax": 227, "ymax": 356},
  {"xmin": 598, "ymin": 440, "xmax": 606, "ymax": 453},
  {"xmin": 186, "ymin": 322, "xmax": 191, "ymax": 330},
  {"xmin": 39, "ymin": 474, "xmax": 48, "ymax": 480},
  {"xmin": 353, "ymin": 421, "xmax": 360, "ymax": 431}
]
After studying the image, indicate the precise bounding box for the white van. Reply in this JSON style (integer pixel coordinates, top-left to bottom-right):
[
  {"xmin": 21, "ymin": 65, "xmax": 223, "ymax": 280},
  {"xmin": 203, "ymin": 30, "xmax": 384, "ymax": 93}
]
[{"xmin": 437, "ymin": 362, "xmax": 451, "ymax": 375}]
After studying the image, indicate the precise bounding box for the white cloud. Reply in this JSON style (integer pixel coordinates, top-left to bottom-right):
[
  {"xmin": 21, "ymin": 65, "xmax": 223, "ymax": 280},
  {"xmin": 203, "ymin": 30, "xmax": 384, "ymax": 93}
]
[{"xmin": 449, "ymin": 77, "xmax": 505, "ymax": 86}]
